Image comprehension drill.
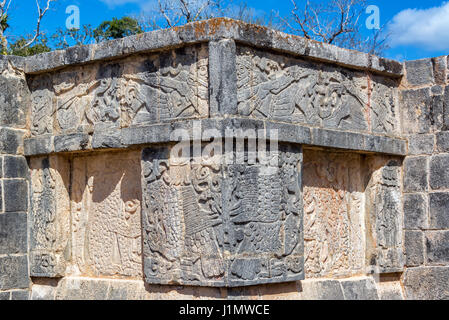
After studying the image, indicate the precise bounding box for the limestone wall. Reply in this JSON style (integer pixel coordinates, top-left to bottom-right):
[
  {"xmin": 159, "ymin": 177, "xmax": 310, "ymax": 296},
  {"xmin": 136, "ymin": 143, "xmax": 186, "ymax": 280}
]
[{"xmin": 0, "ymin": 18, "xmax": 445, "ymax": 300}]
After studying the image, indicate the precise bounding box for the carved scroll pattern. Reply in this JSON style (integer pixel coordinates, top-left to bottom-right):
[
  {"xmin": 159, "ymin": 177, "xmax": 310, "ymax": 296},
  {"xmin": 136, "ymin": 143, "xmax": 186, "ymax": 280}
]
[
  {"xmin": 141, "ymin": 145, "xmax": 304, "ymax": 287},
  {"xmin": 303, "ymin": 150, "xmax": 365, "ymax": 278}
]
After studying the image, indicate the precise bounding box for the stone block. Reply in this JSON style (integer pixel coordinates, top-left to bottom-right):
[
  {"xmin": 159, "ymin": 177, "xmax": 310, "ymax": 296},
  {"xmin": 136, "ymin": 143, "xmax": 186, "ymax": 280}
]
[
  {"xmin": 0, "ymin": 74, "xmax": 30, "ymax": 129},
  {"xmin": 426, "ymin": 231, "xmax": 449, "ymax": 264},
  {"xmin": 429, "ymin": 193, "xmax": 449, "ymax": 229},
  {"xmin": 303, "ymin": 150, "xmax": 365, "ymax": 278},
  {"xmin": 55, "ymin": 278, "xmax": 109, "ymax": 300},
  {"xmin": 54, "ymin": 133, "xmax": 90, "ymax": 152},
  {"xmin": 365, "ymin": 158, "xmax": 404, "ymax": 273},
  {"xmin": 405, "ymin": 59, "xmax": 434, "ymax": 86},
  {"xmin": 436, "ymin": 131, "xmax": 449, "ymax": 152},
  {"xmin": 430, "ymin": 154, "xmax": 449, "ymax": 190},
  {"xmin": 0, "ymin": 128, "xmax": 24, "ymax": 155},
  {"xmin": 92, "ymin": 129, "xmax": 123, "ymax": 149},
  {"xmin": 405, "ymin": 231, "xmax": 425, "ymax": 267},
  {"xmin": 29, "ymin": 156, "xmax": 70, "ymax": 277},
  {"xmin": 300, "ymin": 280, "xmax": 344, "ymax": 300},
  {"xmin": 432, "ymin": 56, "xmax": 447, "ymax": 85},
  {"xmin": 408, "ymin": 134, "xmax": 434, "ymax": 155},
  {"xmin": 340, "ymin": 278, "xmax": 379, "ymax": 300},
  {"xmin": 209, "ymin": 39, "xmax": 238, "ymax": 116},
  {"xmin": 0, "ymin": 291, "xmax": 10, "ymax": 300},
  {"xmin": 403, "ymin": 157, "xmax": 428, "ymax": 192},
  {"xmin": 403, "ymin": 193, "xmax": 428, "ymax": 230},
  {"xmin": 0, "ymin": 212, "xmax": 27, "ymax": 255},
  {"xmin": 444, "ymin": 85, "xmax": 449, "ymax": 129},
  {"xmin": 70, "ymin": 151, "xmax": 142, "ymax": 278},
  {"xmin": 401, "ymin": 88, "xmax": 433, "ymax": 134},
  {"xmin": 11, "ymin": 290, "xmax": 30, "ymax": 300},
  {"xmin": 3, "ymin": 156, "xmax": 29, "ymax": 178},
  {"xmin": 3, "ymin": 179, "xmax": 28, "ymax": 212},
  {"xmin": 141, "ymin": 143, "xmax": 304, "ymax": 287},
  {"xmin": 24, "ymin": 136, "xmax": 54, "ymax": 156},
  {"xmin": 0, "ymin": 255, "xmax": 29, "ymax": 290},
  {"xmin": 404, "ymin": 266, "xmax": 449, "ymax": 300}
]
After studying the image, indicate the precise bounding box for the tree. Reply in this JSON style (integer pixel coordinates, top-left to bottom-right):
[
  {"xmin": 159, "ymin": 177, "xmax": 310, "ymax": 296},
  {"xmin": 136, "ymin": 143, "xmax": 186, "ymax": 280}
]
[
  {"xmin": 52, "ymin": 24, "xmax": 95, "ymax": 49},
  {"xmin": 9, "ymin": 35, "xmax": 51, "ymax": 56},
  {"xmin": 1, "ymin": 0, "xmax": 56, "ymax": 55},
  {"xmin": 93, "ymin": 17, "xmax": 142, "ymax": 42},
  {"xmin": 278, "ymin": 0, "xmax": 389, "ymax": 55}
]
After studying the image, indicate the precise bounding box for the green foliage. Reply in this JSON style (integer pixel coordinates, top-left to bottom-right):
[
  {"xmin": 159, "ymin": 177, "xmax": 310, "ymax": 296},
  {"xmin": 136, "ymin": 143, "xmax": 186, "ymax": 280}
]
[
  {"xmin": 93, "ymin": 17, "xmax": 142, "ymax": 42},
  {"xmin": 52, "ymin": 25, "xmax": 95, "ymax": 50},
  {"xmin": 9, "ymin": 36, "xmax": 51, "ymax": 56}
]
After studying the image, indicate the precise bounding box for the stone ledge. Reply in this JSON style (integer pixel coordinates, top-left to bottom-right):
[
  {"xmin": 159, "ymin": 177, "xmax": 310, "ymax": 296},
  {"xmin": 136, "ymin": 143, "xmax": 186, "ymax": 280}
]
[
  {"xmin": 22, "ymin": 18, "xmax": 403, "ymax": 77},
  {"xmin": 24, "ymin": 119, "xmax": 407, "ymax": 157}
]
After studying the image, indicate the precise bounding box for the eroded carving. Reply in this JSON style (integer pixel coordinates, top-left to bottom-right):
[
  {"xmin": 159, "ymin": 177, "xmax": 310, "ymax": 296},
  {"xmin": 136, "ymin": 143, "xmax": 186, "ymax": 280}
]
[
  {"xmin": 30, "ymin": 156, "xmax": 71, "ymax": 277},
  {"xmin": 303, "ymin": 150, "xmax": 365, "ymax": 278},
  {"xmin": 141, "ymin": 144, "xmax": 304, "ymax": 287},
  {"xmin": 71, "ymin": 152, "xmax": 142, "ymax": 278}
]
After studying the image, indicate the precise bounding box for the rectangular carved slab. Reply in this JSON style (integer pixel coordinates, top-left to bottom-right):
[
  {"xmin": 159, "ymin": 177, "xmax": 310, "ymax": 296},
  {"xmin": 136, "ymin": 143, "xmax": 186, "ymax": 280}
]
[
  {"xmin": 140, "ymin": 144, "xmax": 304, "ymax": 287},
  {"xmin": 236, "ymin": 46, "xmax": 399, "ymax": 135}
]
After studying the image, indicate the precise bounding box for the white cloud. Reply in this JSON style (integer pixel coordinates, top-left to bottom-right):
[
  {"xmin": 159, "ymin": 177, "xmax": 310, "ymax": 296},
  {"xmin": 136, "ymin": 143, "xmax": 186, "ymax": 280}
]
[
  {"xmin": 388, "ymin": 2, "xmax": 449, "ymax": 50},
  {"xmin": 99, "ymin": 0, "xmax": 150, "ymax": 9}
]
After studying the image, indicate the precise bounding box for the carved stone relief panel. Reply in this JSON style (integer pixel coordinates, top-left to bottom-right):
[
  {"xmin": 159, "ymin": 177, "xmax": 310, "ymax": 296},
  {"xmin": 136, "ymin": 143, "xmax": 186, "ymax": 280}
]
[
  {"xmin": 303, "ymin": 150, "xmax": 365, "ymax": 278},
  {"xmin": 140, "ymin": 144, "xmax": 304, "ymax": 287},
  {"xmin": 370, "ymin": 76, "xmax": 400, "ymax": 135},
  {"xmin": 365, "ymin": 156, "xmax": 404, "ymax": 273},
  {"xmin": 236, "ymin": 45, "xmax": 399, "ymax": 135},
  {"xmin": 70, "ymin": 151, "xmax": 142, "ymax": 278},
  {"xmin": 30, "ymin": 156, "xmax": 71, "ymax": 277},
  {"xmin": 29, "ymin": 44, "xmax": 209, "ymax": 136}
]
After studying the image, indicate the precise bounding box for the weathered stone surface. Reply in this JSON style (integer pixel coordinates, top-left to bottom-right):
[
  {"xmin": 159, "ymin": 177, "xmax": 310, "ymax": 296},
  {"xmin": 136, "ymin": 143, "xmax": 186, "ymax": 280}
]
[
  {"xmin": 432, "ymin": 56, "xmax": 447, "ymax": 85},
  {"xmin": 300, "ymin": 279, "xmax": 344, "ymax": 300},
  {"xmin": 55, "ymin": 278, "xmax": 110, "ymax": 300},
  {"xmin": 405, "ymin": 231, "xmax": 425, "ymax": 267},
  {"xmin": 0, "ymin": 212, "xmax": 27, "ymax": 255},
  {"xmin": 235, "ymin": 45, "xmax": 398, "ymax": 134},
  {"xmin": 54, "ymin": 133, "xmax": 90, "ymax": 152},
  {"xmin": 29, "ymin": 44, "xmax": 209, "ymax": 136},
  {"xmin": 436, "ymin": 131, "xmax": 449, "ymax": 152},
  {"xmin": 24, "ymin": 135, "xmax": 54, "ymax": 156},
  {"xmin": 403, "ymin": 193, "xmax": 428, "ymax": 230},
  {"xmin": 377, "ymin": 278, "xmax": 404, "ymax": 300},
  {"xmin": 29, "ymin": 156, "xmax": 70, "ymax": 277},
  {"xmin": 401, "ymin": 89, "xmax": 433, "ymax": 134},
  {"xmin": 426, "ymin": 231, "xmax": 449, "ymax": 264},
  {"xmin": 365, "ymin": 157, "xmax": 404, "ymax": 273},
  {"xmin": 303, "ymin": 150, "xmax": 365, "ymax": 278},
  {"xmin": 0, "ymin": 291, "xmax": 10, "ymax": 300},
  {"xmin": 141, "ymin": 144, "xmax": 304, "ymax": 287},
  {"xmin": 408, "ymin": 134, "xmax": 434, "ymax": 155},
  {"xmin": 209, "ymin": 39, "xmax": 237, "ymax": 116},
  {"xmin": 430, "ymin": 154, "xmax": 449, "ymax": 190},
  {"xmin": 70, "ymin": 152, "xmax": 142, "ymax": 278},
  {"xmin": 0, "ymin": 73, "xmax": 30, "ymax": 129},
  {"xmin": 404, "ymin": 266, "xmax": 449, "ymax": 300},
  {"xmin": 403, "ymin": 157, "xmax": 428, "ymax": 192},
  {"xmin": 429, "ymin": 193, "xmax": 449, "ymax": 229},
  {"xmin": 405, "ymin": 59, "xmax": 434, "ymax": 86},
  {"xmin": 3, "ymin": 156, "xmax": 29, "ymax": 178},
  {"xmin": 0, "ymin": 255, "xmax": 29, "ymax": 290},
  {"xmin": 3, "ymin": 179, "xmax": 28, "ymax": 212},
  {"xmin": 11, "ymin": 290, "xmax": 30, "ymax": 300},
  {"xmin": 0, "ymin": 128, "xmax": 24, "ymax": 155},
  {"xmin": 340, "ymin": 278, "xmax": 379, "ymax": 300}
]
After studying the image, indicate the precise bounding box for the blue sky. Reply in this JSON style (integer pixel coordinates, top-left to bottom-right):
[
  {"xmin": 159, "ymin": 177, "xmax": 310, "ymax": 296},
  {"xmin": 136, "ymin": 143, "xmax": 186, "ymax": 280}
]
[{"xmin": 5, "ymin": 0, "xmax": 449, "ymax": 61}]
